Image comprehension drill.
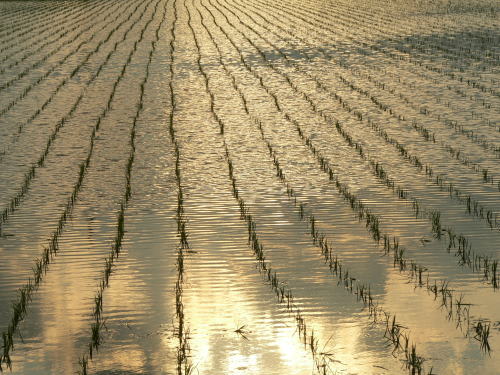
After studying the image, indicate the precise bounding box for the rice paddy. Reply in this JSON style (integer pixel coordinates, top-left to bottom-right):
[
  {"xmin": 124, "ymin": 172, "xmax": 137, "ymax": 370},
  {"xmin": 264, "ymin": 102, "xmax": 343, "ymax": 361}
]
[{"xmin": 0, "ymin": 0, "xmax": 499, "ymax": 373}]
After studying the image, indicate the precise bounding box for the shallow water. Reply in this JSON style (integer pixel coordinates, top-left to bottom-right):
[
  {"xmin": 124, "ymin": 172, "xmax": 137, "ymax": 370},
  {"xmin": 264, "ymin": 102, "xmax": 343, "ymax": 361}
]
[{"xmin": 0, "ymin": 0, "xmax": 499, "ymax": 374}]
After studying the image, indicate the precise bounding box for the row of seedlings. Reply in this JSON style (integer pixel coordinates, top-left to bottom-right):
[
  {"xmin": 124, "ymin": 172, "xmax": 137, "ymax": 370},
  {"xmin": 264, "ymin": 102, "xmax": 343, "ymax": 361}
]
[
  {"xmin": 203, "ymin": 0, "xmax": 500, "ymax": 289},
  {"xmin": 226, "ymin": 0, "xmax": 500, "ymax": 242},
  {"xmin": 291, "ymin": 114, "xmax": 491, "ymax": 351},
  {"xmin": 189, "ymin": 4, "xmax": 432, "ymax": 373},
  {"xmin": 194, "ymin": 0, "xmax": 490, "ymax": 350},
  {"xmin": 236, "ymin": 0, "xmax": 498, "ymax": 137},
  {"xmin": 168, "ymin": 2, "xmax": 194, "ymax": 373},
  {"xmin": 185, "ymin": 4, "xmax": 348, "ymax": 373},
  {"xmin": 0, "ymin": 0, "xmax": 102, "ymax": 68},
  {"xmin": 0, "ymin": 0, "xmax": 79, "ymax": 40},
  {"xmin": 201, "ymin": 0, "xmax": 498, "ymax": 288},
  {"xmin": 289, "ymin": 0, "xmax": 500, "ymax": 109},
  {"xmin": 0, "ymin": 0, "xmax": 160, "ymax": 370},
  {"xmin": 362, "ymin": 3, "xmax": 494, "ymax": 63},
  {"xmin": 0, "ymin": 3, "xmax": 140, "ymax": 131},
  {"xmin": 226, "ymin": 0, "xmax": 500, "ymax": 197},
  {"xmin": 78, "ymin": 2, "xmax": 166, "ymax": 372},
  {"xmin": 225, "ymin": 141, "xmax": 365, "ymax": 375},
  {"xmin": 0, "ymin": 0, "xmax": 153, "ymax": 233},
  {"xmin": 331, "ymin": 65, "xmax": 500, "ymax": 185},
  {"xmin": 299, "ymin": 0, "xmax": 498, "ymax": 70},
  {"xmin": 304, "ymin": 0, "xmax": 500, "ymax": 68},
  {"xmin": 228, "ymin": 0, "xmax": 500, "ymax": 185},
  {"xmin": 195, "ymin": 0, "xmax": 490, "ymax": 353},
  {"xmin": 248, "ymin": 0, "xmax": 499, "ymax": 122},
  {"xmin": 0, "ymin": 0, "xmax": 141, "ymax": 119},
  {"xmin": 339, "ymin": 0, "xmax": 499, "ymax": 61},
  {"xmin": 0, "ymin": 0, "xmax": 78, "ymax": 48},
  {"xmin": 0, "ymin": 0, "xmax": 116, "ymax": 76},
  {"xmin": 268, "ymin": 0, "xmax": 500, "ymax": 99},
  {"xmin": 0, "ymin": 4, "xmax": 58, "ymax": 32},
  {"xmin": 0, "ymin": 0, "xmax": 145, "ymax": 166}
]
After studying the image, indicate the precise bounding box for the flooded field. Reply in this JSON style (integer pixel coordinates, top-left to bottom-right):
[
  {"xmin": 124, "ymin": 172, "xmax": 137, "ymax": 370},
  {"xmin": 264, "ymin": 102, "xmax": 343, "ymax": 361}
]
[{"xmin": 0, "ymin": 0, "xmax": 499, "ymax": 373}]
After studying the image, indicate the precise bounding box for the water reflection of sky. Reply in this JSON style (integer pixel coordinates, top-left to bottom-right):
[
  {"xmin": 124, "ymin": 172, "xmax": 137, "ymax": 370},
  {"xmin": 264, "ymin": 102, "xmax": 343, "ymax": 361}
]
[{"xmin": 0, "ymin": 0, "xmax": 499, "ymax": 373}]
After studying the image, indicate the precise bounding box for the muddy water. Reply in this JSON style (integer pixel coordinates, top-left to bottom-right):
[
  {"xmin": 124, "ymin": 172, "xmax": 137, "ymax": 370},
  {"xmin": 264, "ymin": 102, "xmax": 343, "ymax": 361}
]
[{"xmin": 0, "ymin": 0, "xmax": 499, "ymax": 374}]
